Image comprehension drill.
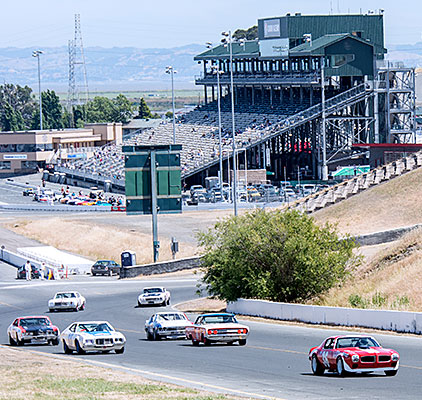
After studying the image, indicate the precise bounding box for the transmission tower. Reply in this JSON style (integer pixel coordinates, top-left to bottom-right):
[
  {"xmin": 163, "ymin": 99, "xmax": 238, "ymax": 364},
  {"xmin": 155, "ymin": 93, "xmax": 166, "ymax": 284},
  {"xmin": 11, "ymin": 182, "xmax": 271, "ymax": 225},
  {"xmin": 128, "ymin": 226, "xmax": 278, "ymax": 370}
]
[{"xmin": 67, "ymin": 14, "xmax": 89, "ymax": 121}]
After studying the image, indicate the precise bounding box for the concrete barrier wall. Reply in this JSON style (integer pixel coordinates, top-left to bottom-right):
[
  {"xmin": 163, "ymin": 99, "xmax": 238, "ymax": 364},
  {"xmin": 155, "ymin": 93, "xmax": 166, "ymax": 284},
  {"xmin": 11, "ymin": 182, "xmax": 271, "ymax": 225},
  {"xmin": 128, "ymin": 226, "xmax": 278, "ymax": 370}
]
[
  {"xmin": 355, "ymin": 224, "xmax": 422, "ymax": 246},
  {"xmin": 227, "ymin": 299, "xmax": 422, "ymax": 334},
  {"xmin": 0, "ymin": 204, "xmax": 112, "ymax": 212},
  {"xmin": 120, "ymin": 256, "xmax": 202, "ymax": 278}
]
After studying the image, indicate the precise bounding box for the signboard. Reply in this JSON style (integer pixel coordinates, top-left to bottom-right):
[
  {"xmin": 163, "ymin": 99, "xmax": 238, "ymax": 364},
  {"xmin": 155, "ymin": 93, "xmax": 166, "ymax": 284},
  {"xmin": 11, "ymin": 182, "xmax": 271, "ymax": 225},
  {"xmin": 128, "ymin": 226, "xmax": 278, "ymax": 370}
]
[
  {"xmin": 67, "ymin": 153, "xmax": 86, "ymax": 159},
  {"xmin": 123, "ymin": 145, "xmax": 182, "ymax": 215},
  {"xmin": 264, "ymin": 19, "xmax": 281, "ymax": 38},
  {"xmin": 3, "ymin": 154, "xmax": 27, "ymax": 160},
  {"xmin": 259, "ymin": 38, "xmax": 289, "ymax": 58}
]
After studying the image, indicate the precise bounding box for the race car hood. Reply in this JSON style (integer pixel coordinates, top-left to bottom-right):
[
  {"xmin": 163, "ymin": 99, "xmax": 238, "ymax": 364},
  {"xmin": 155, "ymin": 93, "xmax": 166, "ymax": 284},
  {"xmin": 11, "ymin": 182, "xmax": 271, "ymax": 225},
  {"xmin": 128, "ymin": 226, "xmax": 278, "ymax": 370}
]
[
  {"xmin": 22, "ymin": 325, "xmax": 54, "ymax": 333},
  {"xmin": 341, "ymin": 347, "xmax": 396, "ymax": 356}
]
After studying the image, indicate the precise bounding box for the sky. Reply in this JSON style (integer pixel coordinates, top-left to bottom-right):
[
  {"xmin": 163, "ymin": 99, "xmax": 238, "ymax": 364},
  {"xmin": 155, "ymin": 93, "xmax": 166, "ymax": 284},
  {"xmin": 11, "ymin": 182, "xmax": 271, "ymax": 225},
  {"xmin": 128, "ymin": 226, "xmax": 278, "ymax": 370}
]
[{"xmin": 0, "ymin": 0, "xmax": 421, "ymax": 50}]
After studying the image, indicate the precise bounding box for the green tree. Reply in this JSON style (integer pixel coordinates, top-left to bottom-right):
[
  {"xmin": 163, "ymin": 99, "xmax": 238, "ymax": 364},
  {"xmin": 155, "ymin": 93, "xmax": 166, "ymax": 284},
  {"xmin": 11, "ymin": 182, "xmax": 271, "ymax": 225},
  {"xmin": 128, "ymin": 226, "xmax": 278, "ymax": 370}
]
[
  {"xmin": 165, "ymin": 111, "xmax": 173, "ymax": 119},
  {"xmin": 0, "ymin": 102, "xmax": 25, "ymax": 131},
  {"xmin": 197, "ymin": 209, "xmax": 359, "ymax": 303},
  {"xmin": 233, "ymin": 25, "xmax": 258, "ymax": 40},
  {"xmin": 31, "ymin": 90, "xmax": 64, "ymax": 130},
  {"xmin": 135, "ymin": 97, "xmax": 153, "ymax": 119},
  {"xmin": 112, "ymin": 94, "xmax": 133, "ymax": 123}
]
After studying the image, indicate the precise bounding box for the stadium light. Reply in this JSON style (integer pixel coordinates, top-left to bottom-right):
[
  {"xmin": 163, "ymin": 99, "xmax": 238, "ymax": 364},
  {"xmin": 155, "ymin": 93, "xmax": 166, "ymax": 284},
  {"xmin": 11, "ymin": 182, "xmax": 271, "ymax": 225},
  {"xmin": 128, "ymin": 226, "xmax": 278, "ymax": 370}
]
[
  {"xmin": 32, "ymin": 50, "xmax": 43, "ymax": 130},
  {"xmin": 211, "ymin": 64, "xmax": 224, "ymax": 200},
  {"xmin": 221, "ymin": 30, "xmax": 238, "ymax": 215},
  {"xmin": 165, "ymin": 66, "xmax": 177, "ymax": 144}
]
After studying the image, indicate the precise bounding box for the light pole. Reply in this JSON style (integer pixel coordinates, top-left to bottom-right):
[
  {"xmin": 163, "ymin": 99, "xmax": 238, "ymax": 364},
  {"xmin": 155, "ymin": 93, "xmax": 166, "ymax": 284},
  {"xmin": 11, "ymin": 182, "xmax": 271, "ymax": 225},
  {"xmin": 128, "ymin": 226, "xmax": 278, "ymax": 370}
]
[
  {"xmin": 165, "ymin": 66, "xmax": 177, "ymax": 144},
  {"xmin": 222, "ymin": 31, "xmax": 238, "ymax": 215},
  {"xmin": 32, "ymin": 50, "xmax": 43, "ymax": 130},
  {"xmin": 320, "ymin": 56, "xmax": 328, "ymax": 180},
  {"xmin": 210, "ymin": 63, "xmax": 224, "ymax": 200}
]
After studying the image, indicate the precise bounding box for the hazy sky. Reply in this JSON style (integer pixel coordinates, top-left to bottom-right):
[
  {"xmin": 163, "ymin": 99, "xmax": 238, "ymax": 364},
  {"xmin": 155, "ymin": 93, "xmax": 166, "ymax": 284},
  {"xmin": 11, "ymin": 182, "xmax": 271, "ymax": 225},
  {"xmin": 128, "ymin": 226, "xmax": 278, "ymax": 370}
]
[{"xmin": 0, "ymin": 0, "xmax": 421, "ymax": 49}]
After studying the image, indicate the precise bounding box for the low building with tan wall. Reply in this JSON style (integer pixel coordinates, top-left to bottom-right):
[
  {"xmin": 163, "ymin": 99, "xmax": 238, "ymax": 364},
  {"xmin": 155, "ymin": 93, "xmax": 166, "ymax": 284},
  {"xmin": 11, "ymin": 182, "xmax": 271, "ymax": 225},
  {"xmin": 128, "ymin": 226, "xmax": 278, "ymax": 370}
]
[{"xmin": 0, "ymin": 123, "xmax": 122, "ymax": 175}]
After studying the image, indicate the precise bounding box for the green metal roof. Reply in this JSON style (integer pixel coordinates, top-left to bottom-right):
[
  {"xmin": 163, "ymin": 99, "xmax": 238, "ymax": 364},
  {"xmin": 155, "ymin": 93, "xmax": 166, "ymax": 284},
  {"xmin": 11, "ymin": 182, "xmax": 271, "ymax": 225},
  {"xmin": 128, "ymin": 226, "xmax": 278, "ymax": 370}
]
[
  {"xmin": 289, "ymin": 33, "xmax": 372, "ymax": 56},
  {"xmin": 194, "ymin": 41, "xmax": 259, "ymax": 60},
  {"xmin": 332, "ymin": 166, "xmax": 370, "ymax": 177}
]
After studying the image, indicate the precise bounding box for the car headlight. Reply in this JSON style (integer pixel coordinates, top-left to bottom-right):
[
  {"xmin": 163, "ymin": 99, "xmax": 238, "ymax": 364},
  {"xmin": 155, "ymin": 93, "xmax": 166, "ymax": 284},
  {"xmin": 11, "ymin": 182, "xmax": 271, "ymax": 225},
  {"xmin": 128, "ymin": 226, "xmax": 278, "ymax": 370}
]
[
  {"xmin": 84, "ymin": 339, "xmax": 94, "ymax": 345},
  {"xmin": 391, "ymin": 353, "xmax": 399, "ymax": 361},
  {"xmin": 352, "ymin": 355, "xmax": 360, "ymax": 363}
]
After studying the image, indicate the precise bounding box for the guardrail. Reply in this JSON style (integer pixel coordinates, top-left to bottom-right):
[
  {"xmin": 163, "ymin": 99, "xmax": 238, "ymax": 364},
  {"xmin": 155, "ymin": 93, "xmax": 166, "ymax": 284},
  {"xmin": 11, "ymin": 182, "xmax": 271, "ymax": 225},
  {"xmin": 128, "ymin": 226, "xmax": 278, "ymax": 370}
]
[{"xmin": 227, "ymin": 298, "xmax": 422, "ymax": 334}]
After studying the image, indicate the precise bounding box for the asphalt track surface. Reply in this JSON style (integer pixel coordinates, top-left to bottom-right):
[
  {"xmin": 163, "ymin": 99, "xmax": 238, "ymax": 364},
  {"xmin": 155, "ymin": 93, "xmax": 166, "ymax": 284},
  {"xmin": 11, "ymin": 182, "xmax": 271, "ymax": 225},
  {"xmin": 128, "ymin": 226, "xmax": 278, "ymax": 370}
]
[{"xmin": 1, "ymin": 262, "xmax": 422, "ymax": 399}]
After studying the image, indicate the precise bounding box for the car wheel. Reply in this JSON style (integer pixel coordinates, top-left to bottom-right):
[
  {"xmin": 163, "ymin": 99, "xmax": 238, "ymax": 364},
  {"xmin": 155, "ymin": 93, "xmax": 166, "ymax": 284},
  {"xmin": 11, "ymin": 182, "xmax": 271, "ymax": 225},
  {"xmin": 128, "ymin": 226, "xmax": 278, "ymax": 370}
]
[
  {"xmin": 311, "ymin": 355, "xmax": 325, "ymax": 376},
  {"xmin": 8, "ymin": 334, "xmax": 16, "ymax": 346},
  {"xmin": 146, "ymin": 330, "xmax": 153, "ymax": 340},
  {"xmin": 51, "ymin": 338, "xmax": 59, "ymax": 346},
  {"xmin": 49, "ymin": 308, "xmax": 55, "ymax": 313},
  {"xmin": 108, "ymin": 269, "xmax": 113, "ymax": 277},
  {"xmin": 137, "ymin": 301, "xmax": 142, "ymax": 307},
  {"xmin": 238, "ymin": 339, "xmax": 247, "ymax": 346},
  {"xmin": 63, "ymin": 340, "xmax": 73, "ymax": 354},
  {"xmin": 192, "ymin": 339, "xmax": 199, "ymax": 346},
  {"xmin": 17, "ymin": 336, "xmax": 24, "ymax": 346},
  {"xmin": 92, "ymin": 273, "xmax": 96, "ymax": 276},
  {"xmin": 115, "ymin": 347, "xmax": 125, "ymax": 354},
  {"xmin": 166, "ymin": 298, "xmax": 171, "ymax": 306},
  {"xmin": 79, "ymin": 303, "xmax": 85, "ymax": 311},
  {"xmin": 204, "ymin": 338, "xmax": 211, "ymax": 346},
  {"xmin": 336, "ymin": 357, "xmax": 346, "ymax": 377},
  {"xmin": 153, "ymin": 330, "xmax": 161, "ymax": 341},
  {"xmin": 227, "ymin": 341, "xmax": 235, "ymax": 346},
  {"xmin": 385, "ymin": 370, "xmax": 398, "ymax": 376},
  {"xmin": 75, "ymin": 340, "xmax": 85, "ymax": 355}
]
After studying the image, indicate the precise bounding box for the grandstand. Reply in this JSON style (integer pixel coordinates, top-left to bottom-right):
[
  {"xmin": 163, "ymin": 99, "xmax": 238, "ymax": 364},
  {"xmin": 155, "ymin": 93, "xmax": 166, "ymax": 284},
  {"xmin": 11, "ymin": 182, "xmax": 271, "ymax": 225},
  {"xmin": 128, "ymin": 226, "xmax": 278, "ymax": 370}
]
[{"xmin": 65, "ymin": 12, "xmax": 417, "ymax": 188}]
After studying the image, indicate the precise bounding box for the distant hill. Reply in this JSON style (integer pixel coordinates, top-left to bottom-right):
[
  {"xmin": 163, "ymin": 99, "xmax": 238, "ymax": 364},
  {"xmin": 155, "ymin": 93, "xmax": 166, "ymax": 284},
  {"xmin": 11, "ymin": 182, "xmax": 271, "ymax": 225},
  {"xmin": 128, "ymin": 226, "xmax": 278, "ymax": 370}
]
[{"xmin": 0, "ymin": 44, "xmax": 204, "ymax": 92}]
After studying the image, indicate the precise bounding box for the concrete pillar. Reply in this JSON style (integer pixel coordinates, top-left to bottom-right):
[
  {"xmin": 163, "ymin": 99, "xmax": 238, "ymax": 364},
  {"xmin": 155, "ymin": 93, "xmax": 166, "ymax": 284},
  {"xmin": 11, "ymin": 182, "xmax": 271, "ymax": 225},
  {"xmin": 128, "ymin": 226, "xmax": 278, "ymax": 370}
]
[
  {"xmin": 204, "ymin": 86, "xmax": 208, "ymax": 105},
  {"xmin": 310, "ymin": 86, "xmax": 314, "ymax": 106}
]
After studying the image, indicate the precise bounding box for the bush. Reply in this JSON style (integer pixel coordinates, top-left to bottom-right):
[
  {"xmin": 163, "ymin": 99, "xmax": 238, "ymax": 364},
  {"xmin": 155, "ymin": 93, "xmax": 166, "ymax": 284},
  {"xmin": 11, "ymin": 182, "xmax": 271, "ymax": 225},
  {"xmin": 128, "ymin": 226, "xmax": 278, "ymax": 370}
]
[{"xmin": 197, "ymin": 209, "xmax": 359, "ymax": 303}]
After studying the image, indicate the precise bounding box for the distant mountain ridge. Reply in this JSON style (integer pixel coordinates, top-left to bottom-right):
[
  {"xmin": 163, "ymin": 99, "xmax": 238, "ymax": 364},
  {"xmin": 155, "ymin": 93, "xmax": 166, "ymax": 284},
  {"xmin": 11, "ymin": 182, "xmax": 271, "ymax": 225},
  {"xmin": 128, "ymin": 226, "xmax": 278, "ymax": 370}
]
[{"xmin": 0, "ymin": 44, "xmax": 204, "ymax": 91}]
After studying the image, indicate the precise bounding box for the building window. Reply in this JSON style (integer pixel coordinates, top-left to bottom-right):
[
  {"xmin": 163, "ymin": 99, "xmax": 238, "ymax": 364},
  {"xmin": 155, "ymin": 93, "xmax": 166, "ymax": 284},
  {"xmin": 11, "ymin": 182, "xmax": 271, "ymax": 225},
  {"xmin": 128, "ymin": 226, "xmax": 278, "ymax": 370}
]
[
  {"xmin": 0, "ymin": 161, "xmax": 11, "ymax": 170},
  {"xmin": 331, "ymin": 54, "xmax": 355, "ymax": 68}
]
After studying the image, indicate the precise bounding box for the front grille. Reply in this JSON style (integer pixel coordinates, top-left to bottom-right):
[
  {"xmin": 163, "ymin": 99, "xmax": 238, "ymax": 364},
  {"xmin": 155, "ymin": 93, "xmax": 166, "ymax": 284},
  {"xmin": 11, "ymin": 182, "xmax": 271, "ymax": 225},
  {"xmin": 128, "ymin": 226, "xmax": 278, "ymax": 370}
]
[
  {"xmin": 95, "ymin": 338, "xmax": 113, "ymax": 345},
  {"xmin": 378, "ymin": 355, "xmax": 391, "ymax": 362},
  {"xmin": 361, "ymin": 356, "xmax": 376, "ymax": 363}
]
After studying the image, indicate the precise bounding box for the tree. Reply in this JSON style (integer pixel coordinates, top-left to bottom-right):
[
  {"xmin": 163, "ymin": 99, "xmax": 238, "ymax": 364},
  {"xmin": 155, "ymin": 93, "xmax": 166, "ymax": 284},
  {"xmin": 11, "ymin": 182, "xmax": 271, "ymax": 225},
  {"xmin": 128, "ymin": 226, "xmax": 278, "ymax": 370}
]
[
  {"xmin": 1, "ymin": 102, "xmax": 25, "ymax": 131},
  {"xmin": 0, "ymin": 84, "xmax": 36, "ymax": 130},
  {"xmin": 233, "ymin": 25, "xmax": 258, "ymax": 40},
  {"xmin": 165, "ymin": 111, "xmax": 173, "ymax": 119},
  {"xmin": 135, "ymin": 97, "xmax": 153, "ymax": 119},
  {"xmin": 197, "ymin": 209, "xmax": 359, "ymax": 303},
  {"xmin": 112, "ymin": 94, "xmax": 133, "ymax": 123}
]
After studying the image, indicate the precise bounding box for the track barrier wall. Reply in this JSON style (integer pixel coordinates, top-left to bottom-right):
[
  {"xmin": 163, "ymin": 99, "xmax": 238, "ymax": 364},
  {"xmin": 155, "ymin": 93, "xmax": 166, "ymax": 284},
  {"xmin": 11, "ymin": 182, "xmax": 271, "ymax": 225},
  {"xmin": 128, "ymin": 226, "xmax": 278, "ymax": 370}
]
[{"xmin": 227, "ymin": 299, "xmax": 422, "ymax": 334}]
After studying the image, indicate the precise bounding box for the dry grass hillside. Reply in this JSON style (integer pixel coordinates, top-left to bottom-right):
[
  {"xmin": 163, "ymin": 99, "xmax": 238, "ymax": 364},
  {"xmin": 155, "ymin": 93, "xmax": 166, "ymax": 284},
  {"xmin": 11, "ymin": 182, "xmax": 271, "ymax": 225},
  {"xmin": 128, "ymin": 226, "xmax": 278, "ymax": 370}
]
[
  {"xmin": 316, "ymin": 229, "xmax": 422, "ymax": 311},
  {"xmin": 313, "ymin": 167, "xmax": 422, "ymax": 235}
]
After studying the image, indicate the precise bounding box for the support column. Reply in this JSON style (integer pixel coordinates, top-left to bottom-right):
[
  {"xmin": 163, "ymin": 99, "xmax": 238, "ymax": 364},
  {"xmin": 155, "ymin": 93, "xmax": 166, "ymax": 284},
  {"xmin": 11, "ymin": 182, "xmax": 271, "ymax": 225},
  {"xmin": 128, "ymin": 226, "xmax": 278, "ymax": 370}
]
[
  {"xmin": 310, "ymin": 86, "xmax": 314, "ymax": 106},
  {"xmin": 252, "ymin": 86, "xmax": 255, "ymax": 105},
  {"xmin": 270, "ymin": 86, "xmax": 273, "ymax": 105},
  {"xmin": 204, "ymin": 86, "xmax": 208, "ymax": 105}
]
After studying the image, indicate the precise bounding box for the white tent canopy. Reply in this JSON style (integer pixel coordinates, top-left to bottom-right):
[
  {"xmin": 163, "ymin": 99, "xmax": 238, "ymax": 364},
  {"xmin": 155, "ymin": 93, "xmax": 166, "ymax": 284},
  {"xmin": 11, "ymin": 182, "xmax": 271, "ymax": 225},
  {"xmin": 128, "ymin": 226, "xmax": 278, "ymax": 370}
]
[{"xmin": 17, "ymin": 246, "xmax": 93, "ymax": 274}]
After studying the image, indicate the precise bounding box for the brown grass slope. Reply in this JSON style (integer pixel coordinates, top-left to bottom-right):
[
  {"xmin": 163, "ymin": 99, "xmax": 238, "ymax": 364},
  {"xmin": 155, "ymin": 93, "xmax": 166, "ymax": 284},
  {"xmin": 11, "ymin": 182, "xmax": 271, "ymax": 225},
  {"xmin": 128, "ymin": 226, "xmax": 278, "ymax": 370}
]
[{"xmin": 313, "ymin": 167, "xmax": 422, "ymax": 235}]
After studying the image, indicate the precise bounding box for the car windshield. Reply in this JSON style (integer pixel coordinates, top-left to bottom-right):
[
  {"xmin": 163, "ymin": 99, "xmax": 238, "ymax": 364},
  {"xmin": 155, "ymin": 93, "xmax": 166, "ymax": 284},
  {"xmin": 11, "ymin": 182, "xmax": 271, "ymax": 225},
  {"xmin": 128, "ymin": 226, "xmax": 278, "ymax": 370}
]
[
  {"xmin": 55, "ymin": 292, "xmax": 76, "ymax": 299},
  {"xmin": 336, "ymin": 337, "xmax": 380, "ymax": 349},
  {"xmin": 76, "ymin": 323, "xmax": 113, "ymax": 332},
  {"xmin": 157, "ymin": 313, "xmax": 186, "ymax": 321},
  {"xmin": 144, "ymin": 288, "xmax": 163, "ymax": 294},
  {"xmin": 20, "ymin": 318, "xmax": 50, "ymax": 327},
  {"xmin": 95, "ymin": 261, "xmax": 110, "ymax": 266},
  {"xmin": 200, "ymin": 315, "xmax": 237, "ymax": 324}
]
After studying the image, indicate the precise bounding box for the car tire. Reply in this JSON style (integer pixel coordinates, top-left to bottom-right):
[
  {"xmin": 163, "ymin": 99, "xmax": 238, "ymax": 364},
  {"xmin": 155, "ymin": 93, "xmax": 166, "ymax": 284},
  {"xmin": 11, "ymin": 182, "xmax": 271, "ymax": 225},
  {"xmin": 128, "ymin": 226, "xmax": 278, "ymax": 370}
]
[
  {"xmin": 311, "ymin": 355, "xmax": 325, "ymax": 376},
  {"xmin": 385, "ymin": 370, "xmax": 398, "ymax": 376},
  {"xmin": 204, "ymin": 338, "xmax": 211, "ymax": 346},
  {"xmin": 8, "ymin": 334, "xmax": 16, "ymax": 346},
  {"xmin": 238, "ymin": 339, "xmax": 247, "ymax": 346},
  {"xmin": 153, "ymin": 330, "xmax": 161, "ymax": 341},
  {"xmin": 79, "ymin": 303, "xmax": 85, "ymax": 311},
  {"xmin": 108, "ymin": 270, "xmax": 113, "ymax": 277},
  {"xmin": 63, "ymin": 340, "xmax": 73, "ymax": 354},
  {"xmin": 336, "ymin": 357, "xmax": 346, "ymax": 377},
  {"xmin": 17, "ymin": 336, "xmax": 24, "ymax": 346},
  {"xmin": 146, "ymin": 330, "xmax": 153, "ymax": 340},
  {"xmin": 166, "ymin": 298, "xmax": 171, "ymax": 306},
  {"xmin": 137, "ymin": 301, "xmax": 142, "ymax": 307},
  {"xmin": 75, "ymin": 340, "xmax": 85, "ymax": 355},
  {"xmin": 192, "ymin": 339, "xmax": 199, "ymax": 346},
  {"xmin": 92, "ymin": 273, "xmax": 96, "ymax": 276},
  {"xmin": 115, "ymin": 347, "xmax": 125, "ymax": 354},
  {"xmin": 51, "ymin": 338, "xmax": 59, "ymax": 346}
]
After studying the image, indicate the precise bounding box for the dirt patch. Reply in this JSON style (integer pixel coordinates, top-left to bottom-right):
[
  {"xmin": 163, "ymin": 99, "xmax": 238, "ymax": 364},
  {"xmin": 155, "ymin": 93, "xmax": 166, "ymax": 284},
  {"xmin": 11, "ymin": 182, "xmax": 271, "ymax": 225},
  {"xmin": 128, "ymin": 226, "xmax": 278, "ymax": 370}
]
[
  {"xmin": 0, "ymin": 346, "xmax": 236, "ymax": 400},
  {"xmin": 175, "ymin": 297, "xmax": 227, "ymax": 313},
  {"xmin": 6, "ymin": 218, "xmax": 198, "ymax": 265}
]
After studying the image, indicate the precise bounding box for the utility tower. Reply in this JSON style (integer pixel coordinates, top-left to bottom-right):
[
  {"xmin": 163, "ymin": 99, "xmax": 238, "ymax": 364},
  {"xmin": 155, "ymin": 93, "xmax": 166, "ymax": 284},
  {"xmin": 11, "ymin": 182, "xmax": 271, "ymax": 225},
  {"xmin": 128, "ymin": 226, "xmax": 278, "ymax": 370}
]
[{"xmin": 67, "ymin": 14, "xmax": 89, "ymax": 123}]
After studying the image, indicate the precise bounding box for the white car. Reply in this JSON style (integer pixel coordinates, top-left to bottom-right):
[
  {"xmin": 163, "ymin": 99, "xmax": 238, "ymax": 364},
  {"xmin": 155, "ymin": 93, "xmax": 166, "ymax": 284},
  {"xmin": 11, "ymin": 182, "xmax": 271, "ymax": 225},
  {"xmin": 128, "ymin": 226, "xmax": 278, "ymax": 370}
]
[
  {"xmin": 48, "ymin": 291, "xmax": 86, "ymax": 312},
  {"xmin": 137, "ymin": 287, "xmax": 170, "ymax": 307},
  {"xmin": 145, "ymin": 312, "xmax": 193, "ymax": 340},
  {"xmin": 60, "ymin": 321, "xmax": 126, "ymax": 354}
]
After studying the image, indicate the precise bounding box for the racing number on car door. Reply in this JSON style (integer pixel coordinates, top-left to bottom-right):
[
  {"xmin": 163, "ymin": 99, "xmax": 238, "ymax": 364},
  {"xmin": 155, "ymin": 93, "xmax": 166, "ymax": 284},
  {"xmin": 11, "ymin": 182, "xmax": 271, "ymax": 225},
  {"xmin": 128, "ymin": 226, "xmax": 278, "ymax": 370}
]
[{"xmin": 322, "ymin": 338, "xmax": 336, "ymax": 368}]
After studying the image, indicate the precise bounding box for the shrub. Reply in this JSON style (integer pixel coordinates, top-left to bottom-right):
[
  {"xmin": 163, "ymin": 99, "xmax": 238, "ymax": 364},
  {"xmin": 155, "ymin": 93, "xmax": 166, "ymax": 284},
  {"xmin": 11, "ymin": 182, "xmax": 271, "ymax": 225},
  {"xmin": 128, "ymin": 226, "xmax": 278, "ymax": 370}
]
[
  {"xmin": 197, "ymin": 209, "xmax": 359, "ymax": 303},
  {"xmin": 348, "ymin": 294, "xmax": 368, "ymax": 308}
]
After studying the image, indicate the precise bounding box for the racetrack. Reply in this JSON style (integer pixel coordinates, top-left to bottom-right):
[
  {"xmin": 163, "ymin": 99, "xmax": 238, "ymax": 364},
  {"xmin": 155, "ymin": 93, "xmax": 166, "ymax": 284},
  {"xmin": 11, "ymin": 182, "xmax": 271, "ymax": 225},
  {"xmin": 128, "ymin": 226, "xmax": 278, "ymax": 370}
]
[{"xmin": 1, "ymin": 261, "xmax": 422, "ymax": 399}]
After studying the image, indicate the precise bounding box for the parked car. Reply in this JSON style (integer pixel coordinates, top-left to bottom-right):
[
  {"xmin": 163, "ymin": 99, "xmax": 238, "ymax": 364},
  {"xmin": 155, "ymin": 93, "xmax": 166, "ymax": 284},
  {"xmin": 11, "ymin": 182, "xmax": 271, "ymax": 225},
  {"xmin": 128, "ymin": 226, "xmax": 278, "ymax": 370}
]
[
  {"xmin": 48, "ymin": 291, "xmax": 86, "ymax": 312},
  {"xmin": 137, "ymin": 287, "xmax": 171, "ymax": 306},
  {"xmin": 22, "ymin": 188, "xmax": 35, "ymax": 196},
  {"xmin": 91, "ymin": 260, "xmax": 121, "ymax": 276},
  {"xmin": 190, "ymin": 185, "xmax": 204, "ymax": 197},
  {"xmin": 60, "ymin": 321, "xmax": 126, "ymax": 354},
  {"xmin": 185, "ymin": 313, "xmax": 249, "ymax": 346},
  {"xmin": 7, "ymin": 315, "xmax": 59, "ymax": 346},
  {"xmin": 17, "ymin": 265, "xmax": 40, "ymax": 280},
  {"xmin": 145, "ymin": 311, "xmax": 193, "ymax": 340},
  {"xmin": 309, "ymin": 335, "xmax": 400, "ymax": 377}
]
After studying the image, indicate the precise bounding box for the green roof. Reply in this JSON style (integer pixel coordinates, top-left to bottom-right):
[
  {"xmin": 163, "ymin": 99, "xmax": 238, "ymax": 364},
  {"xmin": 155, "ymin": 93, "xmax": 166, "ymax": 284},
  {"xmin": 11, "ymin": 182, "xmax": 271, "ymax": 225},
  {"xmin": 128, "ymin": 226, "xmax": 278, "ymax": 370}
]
[
  {"xmin": 289, "ymin": 33, "xmax": 372, "ymax": 56},
  {"xmin": 194, "ymin": 41, "xmax": 259, "ymax": 60},
  {"xmin": 332, "ymin": 166, "xmax": 370, "ymax": 177}
]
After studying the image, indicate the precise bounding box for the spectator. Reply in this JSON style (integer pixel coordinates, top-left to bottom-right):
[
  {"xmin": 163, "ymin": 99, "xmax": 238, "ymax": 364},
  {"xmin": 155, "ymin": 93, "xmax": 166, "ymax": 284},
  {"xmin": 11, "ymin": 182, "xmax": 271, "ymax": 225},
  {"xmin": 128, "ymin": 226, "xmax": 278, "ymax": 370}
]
[{"xmin": 25, "ymin": 260, "xmax": 32, "ymax": 281}]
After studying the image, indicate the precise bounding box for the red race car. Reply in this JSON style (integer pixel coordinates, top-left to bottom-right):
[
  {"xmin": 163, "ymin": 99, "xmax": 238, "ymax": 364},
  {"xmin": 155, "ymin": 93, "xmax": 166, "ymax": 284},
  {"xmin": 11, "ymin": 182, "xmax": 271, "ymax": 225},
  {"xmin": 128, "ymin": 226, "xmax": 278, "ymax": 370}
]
[{"xmin": 309, "ymin": 335, "xmax": 399, "ymax": 377}]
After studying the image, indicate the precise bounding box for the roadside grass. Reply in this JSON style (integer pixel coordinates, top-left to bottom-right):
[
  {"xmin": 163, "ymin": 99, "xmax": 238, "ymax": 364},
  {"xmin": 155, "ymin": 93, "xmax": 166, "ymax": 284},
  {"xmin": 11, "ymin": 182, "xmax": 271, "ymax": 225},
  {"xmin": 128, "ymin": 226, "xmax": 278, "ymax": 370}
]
[
  {"xmin": 7, "ymin": 218, "xmax": 197, "ymax": 264},
  {"xmin": 315, "ymin": 228, "xmax": 422, "ymax": 311},
  {"xmin": 0, "ymin": 347, "xmax": 233, "ymax": 400},
  {"xmin": 313, "ymin": 167, "xmax": 422, "ymax": 235}
]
